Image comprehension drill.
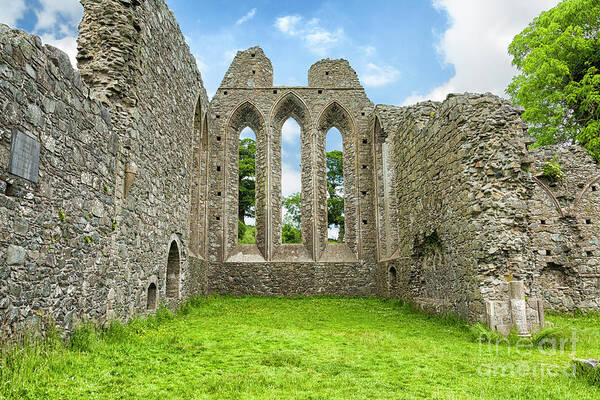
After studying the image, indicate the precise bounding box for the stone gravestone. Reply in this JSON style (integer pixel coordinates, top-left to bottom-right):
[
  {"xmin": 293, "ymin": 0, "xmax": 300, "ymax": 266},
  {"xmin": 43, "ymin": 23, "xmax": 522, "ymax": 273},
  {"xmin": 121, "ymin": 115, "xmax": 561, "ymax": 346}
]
[{"xmin": 8, "ymin": 128, "xmax": 40, "ymax": 183}]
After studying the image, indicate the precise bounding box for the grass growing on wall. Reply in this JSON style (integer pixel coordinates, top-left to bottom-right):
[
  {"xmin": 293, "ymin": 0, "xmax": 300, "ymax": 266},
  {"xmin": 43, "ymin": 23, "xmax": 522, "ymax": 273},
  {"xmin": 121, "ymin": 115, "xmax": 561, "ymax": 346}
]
[{"xmin": 1, "ymin": 297, "xmax": 599, "ymax": 399}]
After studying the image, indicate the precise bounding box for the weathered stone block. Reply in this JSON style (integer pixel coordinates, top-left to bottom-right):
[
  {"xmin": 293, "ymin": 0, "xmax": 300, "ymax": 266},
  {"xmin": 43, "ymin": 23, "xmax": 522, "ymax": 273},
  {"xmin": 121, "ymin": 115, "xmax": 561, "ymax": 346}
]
[{"xmin": 6, "ymin": 245, "xmax": 26, "ymax": 265}]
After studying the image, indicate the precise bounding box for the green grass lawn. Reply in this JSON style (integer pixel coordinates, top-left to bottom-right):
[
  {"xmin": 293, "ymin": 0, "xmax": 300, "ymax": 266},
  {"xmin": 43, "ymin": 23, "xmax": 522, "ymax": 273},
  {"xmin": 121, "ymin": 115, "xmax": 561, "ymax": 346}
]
[{"xmin": 1, "ymin": 296, "xmax": 599, "ymax": 399}]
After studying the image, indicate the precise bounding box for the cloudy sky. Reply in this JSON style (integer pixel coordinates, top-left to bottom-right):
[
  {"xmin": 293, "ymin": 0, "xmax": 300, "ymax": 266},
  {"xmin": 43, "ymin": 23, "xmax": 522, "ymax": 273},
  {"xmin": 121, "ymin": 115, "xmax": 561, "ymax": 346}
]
[{"xmin": 2, "ymin": 0, "xmax": 560, "ymax": 235}]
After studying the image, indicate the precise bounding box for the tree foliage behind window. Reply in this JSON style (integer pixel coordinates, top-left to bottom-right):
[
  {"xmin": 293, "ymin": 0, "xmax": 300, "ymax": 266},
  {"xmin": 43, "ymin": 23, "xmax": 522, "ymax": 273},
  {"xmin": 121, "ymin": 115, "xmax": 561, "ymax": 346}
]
[
  {"xmin": 239, "ymin": 137, "xmax": 256, "ymax": 224},
  {"xmin": 282, "ymin": 192, "xmax": 302, "ymax": 244},
  {"xmin": 326, "ymin": 150, "xmax": 344, "ymax": 242},
  {"xmin": 280, "ymin": 150, "xmax": 345, "ymax": 243}
]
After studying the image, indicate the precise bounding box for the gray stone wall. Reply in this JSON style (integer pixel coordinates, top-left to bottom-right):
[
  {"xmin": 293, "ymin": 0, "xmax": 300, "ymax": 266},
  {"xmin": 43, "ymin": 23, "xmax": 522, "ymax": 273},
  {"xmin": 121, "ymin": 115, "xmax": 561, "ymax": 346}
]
[
  {"xmin": 0, "ymin": 0, "xmax": 208, "ymax": 334},
  {"xmin": 0, "ymin": 26, "xmax": 115, "ymax": 333},
  {"xmin": 528, "ymin": 145, "xmax": 600, "ymax": 311},
  {"xmin": 76, "ymin": 0, "xmax": 209, "ymax": 313},
  {"xmin": 207, "ymin": 261, "xmax": 375, "ymax": 297},
  {"xmin": 375, "ymin": 94, "xmax": 540, "ymax": 323}
]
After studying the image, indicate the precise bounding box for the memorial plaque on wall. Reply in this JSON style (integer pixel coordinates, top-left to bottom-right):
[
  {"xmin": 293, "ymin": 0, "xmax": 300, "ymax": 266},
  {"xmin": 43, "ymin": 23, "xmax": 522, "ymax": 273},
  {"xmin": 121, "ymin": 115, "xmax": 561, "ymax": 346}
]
[{"xmin": 8, "ymin": 129, "xmax": 41, "ymax": 183}]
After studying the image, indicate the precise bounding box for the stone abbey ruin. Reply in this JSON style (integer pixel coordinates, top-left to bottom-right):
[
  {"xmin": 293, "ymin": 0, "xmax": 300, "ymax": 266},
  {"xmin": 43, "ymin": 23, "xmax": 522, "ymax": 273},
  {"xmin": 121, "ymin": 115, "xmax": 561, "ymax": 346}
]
[{"xmin": 1, "ymin": 0, "xmax": 599, "ymax": 337}]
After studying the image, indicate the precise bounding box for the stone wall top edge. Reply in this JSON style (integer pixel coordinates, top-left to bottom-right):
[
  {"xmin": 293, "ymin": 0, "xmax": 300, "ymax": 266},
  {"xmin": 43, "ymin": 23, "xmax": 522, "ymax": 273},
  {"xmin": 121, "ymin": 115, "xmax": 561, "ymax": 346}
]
[
  {"xmin": 383, "ymin": 92, "xmax": 523, "ymax": 110},
  {"xmin": 0, "ymin": 23, "xmax": 111, "ymax": 115},
  {"xmin": 1, "ymin": 24, "xmax": 74, "ymax": 77},
  {"xmin": 530, "ymin": 144, "xmax": 599, "ymax": 166}
]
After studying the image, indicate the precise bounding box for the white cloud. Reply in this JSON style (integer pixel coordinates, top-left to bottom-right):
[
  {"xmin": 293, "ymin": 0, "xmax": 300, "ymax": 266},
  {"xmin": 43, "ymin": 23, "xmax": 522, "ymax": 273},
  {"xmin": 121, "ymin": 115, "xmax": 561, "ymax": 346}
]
[
  {"xmin": 282, "ymin": 118, "xmax": 301, "ymax": 144},
  {"xmin": 26, "ymin": 0, "xmax": 83, "ymax": 69},
  {"xmin": 305, "ymin": 28, "xmax": 342, "ymax": 48},
  {"xmin": 41, "ymin": 34, "xmax": 78, "ymax": 67},
  {"xmin": 361, "ymin": 63, "xmax": 400, "ymax": 87},
  {"xmin": 402, "ymin": 0, "xmax": 560, "ymax": 105},
  {"xmin": 34, "ymin": 0, "xmax": 83, "ymax": 31},
  {"xmin": 236, "ymin": 8, "xmax": 256, "ymax": 25},
  {"xmin": 360, "ymin": 46, "xmax": 376, "ymax": 56},
  {"xmin": 275, "ymin": 15, "xmax": 343, "ymax": 56},
  {"xmin": 0, "ymin": 0, "xmax": 26, "ymax": 27},
  {"xmin": 275, "ymin": 15, "xmax": 302, "ymax": 34},
  {"xmin": 282, "ymin": 162, "xmax": 301, "ymax": 197}
]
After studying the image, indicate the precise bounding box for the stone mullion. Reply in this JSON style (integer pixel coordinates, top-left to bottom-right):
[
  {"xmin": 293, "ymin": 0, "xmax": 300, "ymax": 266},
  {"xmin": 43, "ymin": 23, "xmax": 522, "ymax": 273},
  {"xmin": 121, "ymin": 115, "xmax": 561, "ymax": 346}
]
[
  {"xmin": 254, "ymin": 124, "xmax": 268, "ymax": 260},
  {"xmin": 223, "ymin": 124, "xmax": 233, "ymax": 261},
  {"xmin": 318, "ymin": 129, "xmax": 329, "ymax": 257},
  {"xmin": 265, "ymin": 122, "xmax": 273, "ymax": 260},
  {"xmin": 302, "ymin": 124, "xmax": 315, "ymax": 260},
  {"xmin": 312, "ymin": 128, "xmax": 322, "ymax": 260},
  {"xmin": 343, "ymin": 129, "xmax": 357, "ymax": 255}
]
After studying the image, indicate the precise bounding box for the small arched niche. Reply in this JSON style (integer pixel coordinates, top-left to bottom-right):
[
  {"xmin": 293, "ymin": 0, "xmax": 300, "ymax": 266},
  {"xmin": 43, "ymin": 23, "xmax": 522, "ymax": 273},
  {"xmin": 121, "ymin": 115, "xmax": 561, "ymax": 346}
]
[
  {"xmin": 166, "ymin": 241, "xmax": 180, "ymax": 298},
  {"xmin": 388, "ymin": 266, "xmax": 398, "ymax": 297},
  {"xmin": 147, "ymin": 282, "xmax": 157, "ymax": 310}
]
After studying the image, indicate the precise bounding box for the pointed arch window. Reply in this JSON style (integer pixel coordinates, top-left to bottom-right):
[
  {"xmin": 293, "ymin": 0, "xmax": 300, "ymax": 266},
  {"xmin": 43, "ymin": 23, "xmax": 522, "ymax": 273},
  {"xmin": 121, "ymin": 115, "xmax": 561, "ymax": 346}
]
[
  {"xmin": 326, "ymin": 128, "xmax": 344, "ymax": 242},
  {"xmin": 239, "ymin": 127, "xmax": 257, "ymax": 244},
  {"xmin": 271, "ymin": 93, "xmax": 310, "ymax": 248},
  {"xmin": 317, "ymin": 102, "xmax": 356, "ymax": 254},
  {"xmin": 226, "ymin": 102, "xmax": 267, "ymax": 258}
]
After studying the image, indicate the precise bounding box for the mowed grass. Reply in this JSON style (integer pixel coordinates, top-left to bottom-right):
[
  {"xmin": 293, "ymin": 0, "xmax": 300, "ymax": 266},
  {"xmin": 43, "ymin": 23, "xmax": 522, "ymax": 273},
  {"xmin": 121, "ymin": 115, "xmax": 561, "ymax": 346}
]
[{"xmin": 1, "ymin": 296, "xmax": 599, "ymax": 399}]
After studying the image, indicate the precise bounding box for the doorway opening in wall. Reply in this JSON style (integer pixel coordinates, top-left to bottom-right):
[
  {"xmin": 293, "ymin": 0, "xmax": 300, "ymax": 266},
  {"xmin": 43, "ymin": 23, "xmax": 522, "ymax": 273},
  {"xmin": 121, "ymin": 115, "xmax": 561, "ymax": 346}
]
[
  {"xmin": 239, "ymin": 127, "xmax": 257, "ymax": 244},
  {"xmin": 166, "ymin": 241, "xmax": 180, "ymax": 298},
  {"xmin": 147, "ymin": 283, "xmax": 157, "ymax": 310},
  {"xmin": 326, "ymin": 128, "xmax": 344, "ymax": 243},
  {"xmin": 281, "ymin": 118, "xmax": 302, "ymax": 244}
]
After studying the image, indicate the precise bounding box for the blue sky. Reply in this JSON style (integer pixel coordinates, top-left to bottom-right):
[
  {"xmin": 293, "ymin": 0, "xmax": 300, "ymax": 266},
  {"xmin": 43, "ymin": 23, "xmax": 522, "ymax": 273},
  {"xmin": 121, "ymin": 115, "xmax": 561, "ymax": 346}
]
[
  {"xmin": 2, "ymin": 0, "xmax": 561, "ymax": 105},
  {"xmin": 169, "ymin": 0, "xmax": 451, "ymax": 104},
  {"xmin": 2, "ymin": 0, "xmax": 560, "ymax": 236}
]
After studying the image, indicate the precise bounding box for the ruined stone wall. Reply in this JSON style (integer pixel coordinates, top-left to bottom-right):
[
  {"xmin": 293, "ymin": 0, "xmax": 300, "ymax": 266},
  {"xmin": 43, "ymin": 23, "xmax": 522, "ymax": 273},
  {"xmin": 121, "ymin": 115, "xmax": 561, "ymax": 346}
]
[
  {"xmin": 208, "ymin": 262, "xmax": 375, "ymax": 297},
  {"xmin": 77, "ymin": 0, "xmax": 208, "ymax": 313},
  {"xmin": 528, "ymin": 145, "xmax": 600, "ymax": 311},
  {"xmin": 0, "ymin": 0, "xmax": 208, "ymax": 334},
  {"xmin": 375, "ymin": 94, "xmax": 540, "ymax": 323},
  {"xmin": 0, "ymin": 26, "xmax": 115, "ymax": 333},
  {"xmin": 206, "ymin": 48, "xmax": 377, "ymax": 296}
]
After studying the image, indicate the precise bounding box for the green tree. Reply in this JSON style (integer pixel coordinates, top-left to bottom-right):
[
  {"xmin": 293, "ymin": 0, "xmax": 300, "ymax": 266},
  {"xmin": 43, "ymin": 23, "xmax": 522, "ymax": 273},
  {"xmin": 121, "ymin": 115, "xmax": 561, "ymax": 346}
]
[
  {"xmin": 279, "ymin": 151, "xmax": 346, "ymax": 244},
  {"xmin": 282, "ymin": 192, "xmax": 301, "ymax": 227},
  {"xmin": 239, "ymin": 137, "xmax": 256, "ymax": 225},
  {"xmin": 282, "ymin": 192, "xmax": 302, "ymax": 244},
  {"xmin": 326, "ymin": 150, "xmax": 344, "ymax": 242},
  {"xmin": 282, "ymin": 222, "xmax": 302, "ymax": 244},
  {"xmin": 507, "ymin": 0, "xmax": 600, "ymax": 160}
]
